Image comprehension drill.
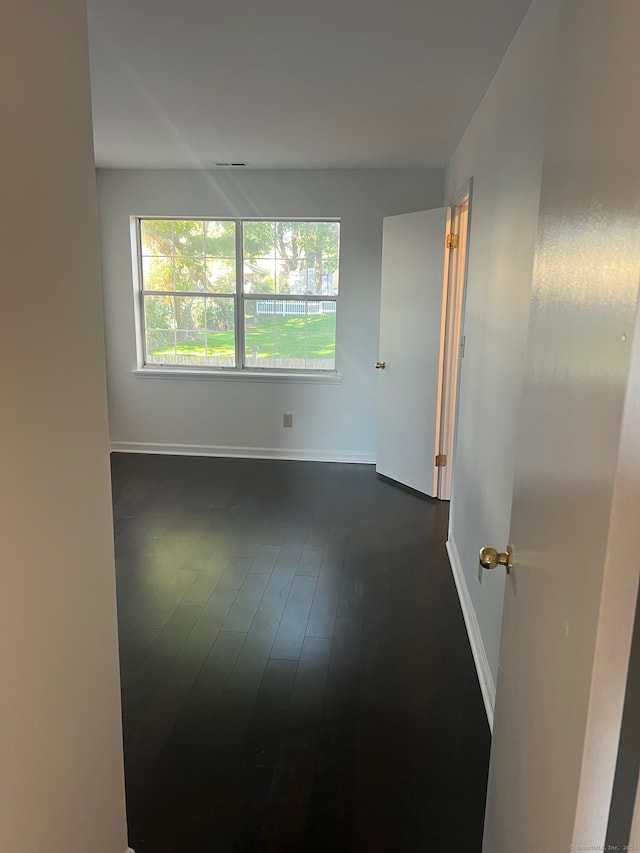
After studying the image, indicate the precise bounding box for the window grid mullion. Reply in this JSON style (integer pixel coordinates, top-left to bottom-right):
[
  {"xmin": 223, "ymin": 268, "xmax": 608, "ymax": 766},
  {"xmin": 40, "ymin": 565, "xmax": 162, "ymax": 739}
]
[
  {"xmin": 202, "ymin": 221, "xmax": 208, "ymax": 362},
  {"xmin": 235, "ymin": 293, "xmax": 336, "ymax": 302},
  {"xmin": 141, "ymin": 290, "xmax": 237, "ymax": 298},
  {"xmin": 137, "ymin": 220, "xmax": 150, "ymax": 367},
  {"xmin": 235, "ymin": 219, "xmax": 245, "ymax": 369}
]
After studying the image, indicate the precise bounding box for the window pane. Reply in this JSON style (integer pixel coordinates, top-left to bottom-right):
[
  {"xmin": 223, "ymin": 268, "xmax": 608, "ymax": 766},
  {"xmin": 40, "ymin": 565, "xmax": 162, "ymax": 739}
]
[
  {"xmin": 205, "ymin": 220, "xmax": 236, "ymax": 257},
  {"xmin": 243, "ymin": 221, "xmax": 275, "ymax": 259},
  {"xmin": 144, "ymin": 295, "xmax": 235, "ymax": 367},
  {"xmin": 140, "ymin": 219, "xmax": 174, "ymax": 257},
  {"xmin": 243, "ymin": 259, "xmax": 277, "ymax": 294},
  {"xmin": 287, "ymin": 265, "xmax": 312, "ymax": 295},
  {"xmin": 305, "ymin": 222, "xmax": 340, "ymax": 295},
  {"xmin": 244, "ymin": 299, "xmax": 336, "ymax": 370},
  {"xmin": 171, "ymin": 220, "xmax": 205, "ymax": 257},
  {"xmin": 273, "ymin": 221, "xmax": 303, "ymax": 261},
  {"xmin": 142, "ymin": 255, "xmax": 205, "ymax": 292},
  {"xmin": 205, "ymin": 258, "xmax": 236, "ymax": 293},
  {"xmin": 140, "ymin": 219, "xmax": 206, "ymax": 258},
  {"xmin": 142, "ymin": 255, "xmax": 173, "ymax": 291}
]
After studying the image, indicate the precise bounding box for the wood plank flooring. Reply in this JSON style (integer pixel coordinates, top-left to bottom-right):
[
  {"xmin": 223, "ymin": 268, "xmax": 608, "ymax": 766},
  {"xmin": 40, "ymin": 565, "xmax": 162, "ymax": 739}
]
[{"xmin": 111, "ymin": 454, "xmax": 490, "ymax": 852}]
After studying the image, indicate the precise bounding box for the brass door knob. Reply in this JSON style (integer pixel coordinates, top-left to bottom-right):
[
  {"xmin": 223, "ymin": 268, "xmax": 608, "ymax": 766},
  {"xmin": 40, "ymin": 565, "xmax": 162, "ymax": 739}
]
[
  {"xmin": 375, "ymin": 361, "xmax": 386, "ymax": 369},
  {"xmin": 479, "ymin": 545, "xmax": 513, "ymax": 574}
]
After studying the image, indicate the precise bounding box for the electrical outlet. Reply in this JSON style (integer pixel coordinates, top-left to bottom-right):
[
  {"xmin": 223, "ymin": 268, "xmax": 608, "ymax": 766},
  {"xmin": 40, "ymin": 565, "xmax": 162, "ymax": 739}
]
[{"xmin": 283, "ymin": 413, "xmax": 293, "ymax": 428}]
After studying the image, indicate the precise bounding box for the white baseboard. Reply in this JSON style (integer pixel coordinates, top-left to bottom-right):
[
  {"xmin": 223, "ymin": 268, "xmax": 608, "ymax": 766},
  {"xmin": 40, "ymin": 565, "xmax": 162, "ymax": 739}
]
[
  {"xmin": 110, "ymin": 441, "xmax": 376, "ymax": 465},
  {"xmin": 446, "ymin": 535, "xmax": 496, "ymax": 731}
]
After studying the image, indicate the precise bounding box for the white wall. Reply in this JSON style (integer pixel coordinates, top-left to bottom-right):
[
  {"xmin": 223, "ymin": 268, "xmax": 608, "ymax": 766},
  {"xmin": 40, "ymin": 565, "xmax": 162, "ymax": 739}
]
[
  {"xmin": 444, "ymin": 0, "xmax": 559, "ymax": 714},
  {"xmin": 97, "ymin": 169, "xmax": 443, "ymax": 460},
  {"xmin": 0, "ymin": 1, "xmax": 128, "ymax": 852}
]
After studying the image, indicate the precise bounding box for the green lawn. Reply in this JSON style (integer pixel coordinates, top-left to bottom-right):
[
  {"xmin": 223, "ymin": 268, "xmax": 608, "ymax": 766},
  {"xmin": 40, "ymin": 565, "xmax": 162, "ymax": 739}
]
[{"xmin": 149, "ymin": 313, "xmax": 336, "ymax": 360}]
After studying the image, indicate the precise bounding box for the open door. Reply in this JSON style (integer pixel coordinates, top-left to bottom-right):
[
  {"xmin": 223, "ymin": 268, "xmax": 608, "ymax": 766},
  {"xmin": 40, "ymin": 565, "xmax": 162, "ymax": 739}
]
[
  {"xmin": 480, "ymin": 2, "xmax": 640, "ymax": 848},
  {"xmin": 375, "ymin": 208, "xmax": 449, "ymax": 496}
]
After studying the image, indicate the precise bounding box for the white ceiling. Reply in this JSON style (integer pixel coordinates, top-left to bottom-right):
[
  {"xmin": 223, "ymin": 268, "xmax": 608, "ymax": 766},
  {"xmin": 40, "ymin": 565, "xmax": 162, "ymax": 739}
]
[{"xmin": 88, "ymin": 0, "xmax": 533, "ymax": 170}]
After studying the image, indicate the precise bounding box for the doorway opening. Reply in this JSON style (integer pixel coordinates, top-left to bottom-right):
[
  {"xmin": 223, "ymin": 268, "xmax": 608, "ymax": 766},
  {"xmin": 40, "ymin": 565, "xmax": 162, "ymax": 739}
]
[{"xmin": 375, "ymin": 186, "xmax": 472, "ymax": 500}]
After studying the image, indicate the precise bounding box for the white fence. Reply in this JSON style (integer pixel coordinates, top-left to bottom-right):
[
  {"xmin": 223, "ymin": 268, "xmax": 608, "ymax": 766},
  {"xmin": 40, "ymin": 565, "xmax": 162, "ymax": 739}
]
[
  {"xmin": 255, "ymin": 300, "xmax": 336, "ymax": 317},
  {"xmin": 147, "ymin": 354, "xmax": 334, "ymax": 370}
]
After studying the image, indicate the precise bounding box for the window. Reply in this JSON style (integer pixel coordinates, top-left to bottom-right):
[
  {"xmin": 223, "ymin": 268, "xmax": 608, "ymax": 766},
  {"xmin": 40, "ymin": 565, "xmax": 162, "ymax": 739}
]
[{"xmin": 135, "ymin": 218, "xmax": 340, "ymax": 373}]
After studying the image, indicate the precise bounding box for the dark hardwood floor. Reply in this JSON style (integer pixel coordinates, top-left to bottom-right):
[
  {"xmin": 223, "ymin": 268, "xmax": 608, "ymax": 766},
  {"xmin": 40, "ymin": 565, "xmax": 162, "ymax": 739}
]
[{"xmin": 111, "ymin": 454, "xmax": 490, "ymax": 852}]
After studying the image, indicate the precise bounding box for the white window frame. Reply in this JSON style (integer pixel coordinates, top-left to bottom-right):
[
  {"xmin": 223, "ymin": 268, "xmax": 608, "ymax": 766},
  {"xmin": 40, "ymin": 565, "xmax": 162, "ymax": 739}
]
[{"xmin": 131, "ymin": 216, "xmax": 341, "ymax": 379}]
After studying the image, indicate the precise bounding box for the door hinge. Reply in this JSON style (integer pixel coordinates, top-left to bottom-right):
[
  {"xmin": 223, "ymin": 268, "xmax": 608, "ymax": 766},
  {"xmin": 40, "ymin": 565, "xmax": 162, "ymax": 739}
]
[
  {"xmin": 435, "ymin": 453, "xmax": 447, "ymax": 468},
  {"xmin": 446, "ymin": 233, "xmax": 459, "ymax": 249}
]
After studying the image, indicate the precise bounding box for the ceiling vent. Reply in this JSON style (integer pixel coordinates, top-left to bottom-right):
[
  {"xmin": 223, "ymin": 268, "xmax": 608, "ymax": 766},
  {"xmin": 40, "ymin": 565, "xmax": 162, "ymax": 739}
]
[{"xmin": 214, "ymin": 162, "xmax": 248, "ymax": 167}]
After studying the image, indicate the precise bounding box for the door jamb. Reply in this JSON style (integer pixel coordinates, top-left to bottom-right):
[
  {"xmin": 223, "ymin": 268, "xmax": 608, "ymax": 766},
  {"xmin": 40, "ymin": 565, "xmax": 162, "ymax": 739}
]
[{"xmin": 436, "ymin": 179, "xmax": 473, "ymax": 500}]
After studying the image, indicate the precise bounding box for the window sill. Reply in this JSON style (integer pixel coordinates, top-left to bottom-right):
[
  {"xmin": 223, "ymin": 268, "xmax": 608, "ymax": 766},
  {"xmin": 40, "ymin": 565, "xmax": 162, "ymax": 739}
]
[{"xmin": 132, "ymin": 368, "xmax": 342, "ymax": 384}]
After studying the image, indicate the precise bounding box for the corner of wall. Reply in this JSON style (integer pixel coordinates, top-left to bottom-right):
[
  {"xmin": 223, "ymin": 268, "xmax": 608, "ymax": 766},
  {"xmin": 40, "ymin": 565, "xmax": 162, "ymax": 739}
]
[{"xmin": 446, "ymin": 536, "xmax": 496, "ymax": 729}]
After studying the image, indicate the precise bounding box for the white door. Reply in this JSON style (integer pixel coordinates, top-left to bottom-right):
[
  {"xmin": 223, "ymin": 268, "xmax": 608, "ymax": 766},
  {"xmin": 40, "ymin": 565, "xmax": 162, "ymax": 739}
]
[
  {"xmin": 376, "ymin": 208, "xmax": 448, "ymax": 496},
  {"xmin": 482, "ymin": 1, "xmax": 640, "ymax": 849}
]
